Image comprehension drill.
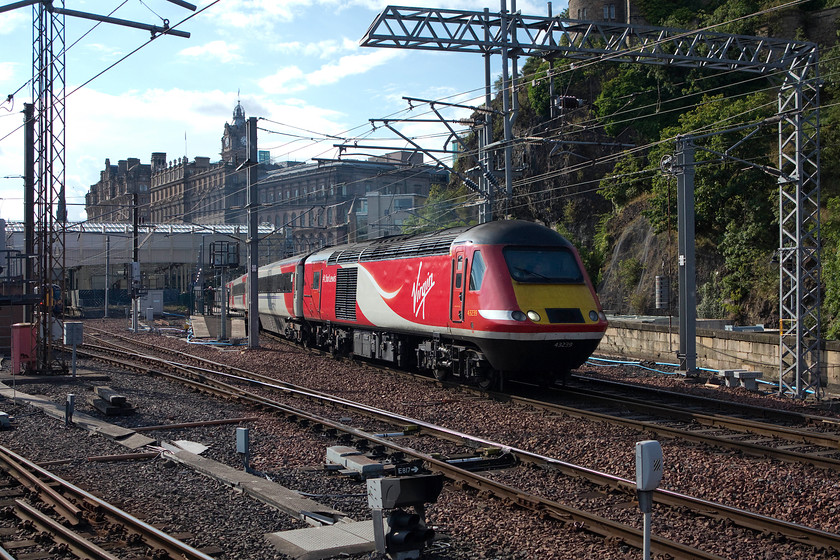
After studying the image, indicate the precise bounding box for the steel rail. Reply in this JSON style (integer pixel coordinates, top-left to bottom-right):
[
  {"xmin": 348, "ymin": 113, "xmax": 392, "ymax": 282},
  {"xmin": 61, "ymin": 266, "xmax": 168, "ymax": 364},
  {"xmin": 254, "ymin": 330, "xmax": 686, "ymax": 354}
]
[
  {"xmin": 487, "ymin": 391, "xmax": 840, "ymax": 471},
  {"xmin": 571, "ymin": 373, "xmax": 839, "ymax": 426},
  {"xmin": 14, "ymin": 499, "xmax": 121, "ymax": 560},
  {"xmin": 75, "ymin": 342, "xmax": 720, "ymax": 558},
  {"xmin": 0, "ymin": 447, "xmax": 83, "ymax": 524},
  {"xmin": 81, "ymin": 330, "xmax": 840, "ymax": 466},
  {"xmin": 560, "ymin": 385, "xmax": 840, "ymax": 449},
  {"xmin": 104, "ymin": 327, "xmax": 836, "ymax": 452},
  {"xmin": 76, "ymin": 342, "xmax": 840, "ymax": 555},
  {"xmin": 0, "ymin": 445, "xmax": 216, "ymax": 560}
]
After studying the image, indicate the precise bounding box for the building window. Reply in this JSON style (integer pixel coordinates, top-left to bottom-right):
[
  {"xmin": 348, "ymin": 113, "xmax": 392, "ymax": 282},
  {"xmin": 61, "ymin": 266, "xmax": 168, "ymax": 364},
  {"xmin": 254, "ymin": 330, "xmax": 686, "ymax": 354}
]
[{"xmin": 610, "ymin": 4, "xmax": 616, "ymax": 19}]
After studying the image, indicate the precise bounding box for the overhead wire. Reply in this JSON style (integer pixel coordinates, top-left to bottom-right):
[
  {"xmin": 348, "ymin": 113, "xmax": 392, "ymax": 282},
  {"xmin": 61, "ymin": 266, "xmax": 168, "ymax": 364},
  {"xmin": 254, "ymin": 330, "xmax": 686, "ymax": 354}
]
[{"xmin": 19, "ymin": 0, "xmax": 832, "ymax": 249}]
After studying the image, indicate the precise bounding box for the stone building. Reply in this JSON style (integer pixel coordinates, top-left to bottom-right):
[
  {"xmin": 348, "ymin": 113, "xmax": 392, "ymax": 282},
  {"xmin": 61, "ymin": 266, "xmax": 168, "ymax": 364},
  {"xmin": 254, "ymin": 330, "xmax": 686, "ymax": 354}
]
[
  {"xmin": 85, "ymin": 158, "xmax": 151, "ymax": 223},
  {"xmin": 85, "ymin": 102, "xmax": 257, "ymax": 226},
  {"xmin": 148, "ymin": 153, "xmax": 248, "ymax": 224},
  {"xmin": 567, "ymin": 0, "xmax": 645, "ymax": 24},
  {"xmin": 258, "ymin": 151, "xmax": 448, "ymax": 254},
  {"xmin": 84, "ymin": 103, "xmax": 448, "ymax": 252},
  {"xmin": 149, "ymin": 101, "xmax": 253, "ymax": 225}
]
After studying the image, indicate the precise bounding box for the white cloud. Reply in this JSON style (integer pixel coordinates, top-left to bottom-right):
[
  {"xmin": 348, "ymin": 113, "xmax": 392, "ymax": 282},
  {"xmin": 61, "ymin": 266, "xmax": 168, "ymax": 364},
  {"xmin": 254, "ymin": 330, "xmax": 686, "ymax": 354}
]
[
  {"xmin": 307, "ymin": 49, "xmax": 402, "ymax": 86},
  {"xmin": 271, "ymin": 38, "xmax": 358, "ymax": 59},
  {"xmin": 204, "ymin": 0, "xmax": 553, "ymax": 35},
  {"xmin": 0, "ymin": 62, "xmax": 15, "ymax": 83},
  {"xmin": 179, "ymin": 40, "xmax": 244, "ymax": 64},
  {"xmin": 258, "ymin": 48, "xmax": 402, "ymax": 95},
  {"xmin": 258, "ymin": 66, "xmax": 307, "ymax": 95},
  {"xmin": 0, "ymin": 11, "xmax": 26, "ymax": 35},
  {"xmin": 84, "ymin": 43, "xmax": 126, "ymax": 59}
]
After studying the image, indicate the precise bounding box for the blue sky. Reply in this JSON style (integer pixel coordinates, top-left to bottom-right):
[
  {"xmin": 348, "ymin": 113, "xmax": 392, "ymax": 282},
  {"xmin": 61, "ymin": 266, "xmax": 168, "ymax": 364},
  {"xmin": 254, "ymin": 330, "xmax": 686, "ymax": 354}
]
[{"xmin": 0, "ymin": 0, "xmax": 562, "ymax": 222}]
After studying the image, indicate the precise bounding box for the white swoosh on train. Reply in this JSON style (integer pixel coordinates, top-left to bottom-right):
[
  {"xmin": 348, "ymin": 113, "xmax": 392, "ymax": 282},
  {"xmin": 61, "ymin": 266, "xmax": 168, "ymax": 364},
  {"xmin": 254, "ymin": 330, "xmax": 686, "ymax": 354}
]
[{"xmin": 358, "ymin": 265, "xmax": 402, "ymax": 299}]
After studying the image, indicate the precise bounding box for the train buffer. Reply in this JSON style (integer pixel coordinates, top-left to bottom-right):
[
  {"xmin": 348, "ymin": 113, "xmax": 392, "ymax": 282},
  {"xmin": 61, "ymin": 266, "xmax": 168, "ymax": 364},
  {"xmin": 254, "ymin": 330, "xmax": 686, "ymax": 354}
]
[{"xmin": 718, "ymin": 369, "xmax": 763, "ymax": 391}]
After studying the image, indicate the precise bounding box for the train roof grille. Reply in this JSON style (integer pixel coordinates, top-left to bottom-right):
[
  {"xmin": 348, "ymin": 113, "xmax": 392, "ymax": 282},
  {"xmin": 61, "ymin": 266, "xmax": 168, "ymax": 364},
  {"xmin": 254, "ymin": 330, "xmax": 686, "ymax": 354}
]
[
  {"xmin": 326, "ymin": 232, "xmax": 460, "ymax": 264},
  {"xmin": 359, "ymin": 234, "xmax": 457, "ymax": 261},
  {"xmin": 329, "ymin": 249, "xmax": 362, "ymax": 264}
]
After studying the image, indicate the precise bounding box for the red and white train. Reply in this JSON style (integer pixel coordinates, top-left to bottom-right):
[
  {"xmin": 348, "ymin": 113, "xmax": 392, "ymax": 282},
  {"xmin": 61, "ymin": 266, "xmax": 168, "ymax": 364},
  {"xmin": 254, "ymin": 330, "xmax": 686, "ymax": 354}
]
[{"xmin": 228, "ymin": 220, "xmax": 607, "ymax": 387}]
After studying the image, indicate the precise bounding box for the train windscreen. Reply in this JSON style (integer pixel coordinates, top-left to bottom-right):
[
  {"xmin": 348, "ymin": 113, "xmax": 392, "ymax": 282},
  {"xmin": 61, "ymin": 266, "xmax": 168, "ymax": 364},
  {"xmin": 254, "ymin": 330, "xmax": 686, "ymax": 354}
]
[{"xmin": 503, "ymin": 247, "xmax": 583, "ymax": 284}]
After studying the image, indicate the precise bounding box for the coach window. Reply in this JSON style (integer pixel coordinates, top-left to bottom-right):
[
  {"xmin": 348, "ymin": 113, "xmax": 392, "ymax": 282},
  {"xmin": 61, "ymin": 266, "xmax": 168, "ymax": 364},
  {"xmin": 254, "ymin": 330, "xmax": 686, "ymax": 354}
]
[
  {"xmin": 469, "ymin": 251, "xmax": 486, "ymax": 291},
  {"xmin": 455, "ymin": 254, "xmax": 463, "ymax": 289}
]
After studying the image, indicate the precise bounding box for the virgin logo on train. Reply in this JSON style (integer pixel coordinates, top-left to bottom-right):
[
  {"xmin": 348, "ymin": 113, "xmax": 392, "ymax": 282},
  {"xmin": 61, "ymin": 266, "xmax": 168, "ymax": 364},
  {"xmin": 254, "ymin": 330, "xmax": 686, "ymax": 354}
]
[
  {"xmin": 412, "ymin": 263, "xmax": 435, "ymax": 319},
  {"xmin": 323, "ymin": 273, "xmax": 336, "ymax": 283}
]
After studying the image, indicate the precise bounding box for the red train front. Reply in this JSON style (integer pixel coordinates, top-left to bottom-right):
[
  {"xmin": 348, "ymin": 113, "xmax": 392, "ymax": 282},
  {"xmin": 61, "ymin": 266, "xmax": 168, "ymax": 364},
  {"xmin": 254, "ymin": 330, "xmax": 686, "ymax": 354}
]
[{"xmin": 230, "ymin": 220, "xmax": 607, "ymax": 387}]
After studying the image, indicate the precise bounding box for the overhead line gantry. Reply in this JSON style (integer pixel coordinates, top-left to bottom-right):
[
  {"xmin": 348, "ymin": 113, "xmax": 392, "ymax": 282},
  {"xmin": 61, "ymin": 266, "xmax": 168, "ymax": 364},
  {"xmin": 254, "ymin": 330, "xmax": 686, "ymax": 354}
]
[{"xmin": 361, "ymin": 3, "xmax": 821, "ymax": 399}]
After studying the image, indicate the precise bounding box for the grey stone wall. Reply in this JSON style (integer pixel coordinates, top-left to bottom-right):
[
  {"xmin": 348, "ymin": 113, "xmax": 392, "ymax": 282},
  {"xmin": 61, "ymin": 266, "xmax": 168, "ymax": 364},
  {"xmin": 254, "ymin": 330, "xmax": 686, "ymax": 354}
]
[{"xmin": 597, "ymin": 319, "xmax": 840, "ymax": 392}]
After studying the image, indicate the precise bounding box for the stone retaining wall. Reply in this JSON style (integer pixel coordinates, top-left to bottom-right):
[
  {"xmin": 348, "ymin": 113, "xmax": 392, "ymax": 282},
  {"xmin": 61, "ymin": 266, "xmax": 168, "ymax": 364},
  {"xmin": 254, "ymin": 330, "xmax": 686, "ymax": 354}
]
[{"xmin": 597, "ymin": 320, "xmax": 840, "ymax": 392}]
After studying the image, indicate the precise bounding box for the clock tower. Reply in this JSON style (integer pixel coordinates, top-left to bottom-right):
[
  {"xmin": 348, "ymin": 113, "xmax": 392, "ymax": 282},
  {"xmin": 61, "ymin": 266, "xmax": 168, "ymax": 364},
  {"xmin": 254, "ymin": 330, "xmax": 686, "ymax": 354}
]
[{"xmin": 221, "ymin": 100, "xmax": 247, "ymax": 164}]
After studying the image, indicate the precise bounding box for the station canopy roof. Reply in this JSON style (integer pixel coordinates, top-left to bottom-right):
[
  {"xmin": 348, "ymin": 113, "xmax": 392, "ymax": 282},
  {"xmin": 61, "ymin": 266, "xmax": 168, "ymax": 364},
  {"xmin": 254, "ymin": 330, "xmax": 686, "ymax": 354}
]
[{"xmin": 3, "ymin": 223, "xmax": 277, "ymax": 235}]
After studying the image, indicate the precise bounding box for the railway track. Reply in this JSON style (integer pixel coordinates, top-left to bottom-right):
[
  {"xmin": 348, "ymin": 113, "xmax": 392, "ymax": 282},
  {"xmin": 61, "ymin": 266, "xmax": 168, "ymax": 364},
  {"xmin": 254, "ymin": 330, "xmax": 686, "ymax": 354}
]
[
  {"xmin": 257, "ymin": 328, "xmax": 840, "ymax": 470},
  {"xmin": 0, "ymin": 444, "xmax": 214, "ymax": 560},
  {"xmin": 85, "ymin": 325, "xmax": 840, "ymax": 469},
  {"xmin": 492, "ymin": 383, "xmax": 840, "ymax": 471},
  {"xmin": 74, "ymin": 328, "xmax": 840, "ymax": 558}
]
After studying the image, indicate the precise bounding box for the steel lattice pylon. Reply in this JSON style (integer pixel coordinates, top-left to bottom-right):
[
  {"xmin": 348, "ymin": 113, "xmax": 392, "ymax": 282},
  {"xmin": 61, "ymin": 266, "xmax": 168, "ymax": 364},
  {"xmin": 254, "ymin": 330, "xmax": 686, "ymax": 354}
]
[
  {"xmin": 778, "ymin": 79, "xmax": 822, "ymax": 398},
  {"xmin": 362, "ymin": 6, "xmax": 822, "ymax": 398},
  {"xmin": 32, "ymin": 1, "xmax": 67, "ymax": 373}
]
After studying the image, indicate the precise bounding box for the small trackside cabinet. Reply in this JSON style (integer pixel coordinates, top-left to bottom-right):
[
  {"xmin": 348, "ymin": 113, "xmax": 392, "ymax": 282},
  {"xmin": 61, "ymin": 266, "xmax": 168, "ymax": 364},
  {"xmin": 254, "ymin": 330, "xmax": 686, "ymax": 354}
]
[{"xmin": 11, "ymin": 323, "xmax": 36, "ymax": 375}]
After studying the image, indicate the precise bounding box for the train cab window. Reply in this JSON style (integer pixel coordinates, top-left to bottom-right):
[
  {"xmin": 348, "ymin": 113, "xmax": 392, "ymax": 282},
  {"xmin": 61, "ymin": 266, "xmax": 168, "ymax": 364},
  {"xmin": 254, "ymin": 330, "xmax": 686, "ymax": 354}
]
[
  {"xmin": 503, "ymin": 247, "xmax": 583, "ymax": 283},
  {"xmin": 469, "ymin": 251, "xmax": 486, "ymax": 291},
  {"xmin": 313, "ymin": 271, "xmax": 321, "ymax": 290}
]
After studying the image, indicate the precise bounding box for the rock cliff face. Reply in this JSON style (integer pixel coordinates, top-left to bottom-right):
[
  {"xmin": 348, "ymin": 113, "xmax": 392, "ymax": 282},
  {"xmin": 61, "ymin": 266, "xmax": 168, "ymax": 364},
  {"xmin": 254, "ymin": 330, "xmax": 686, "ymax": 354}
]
[
  {"xmin": 760, "ymin": 7, "xmax": 840, "ymax": 46},
  {"xmin": 598, "ymin": 211, "xmax": 667, "ymax": 314},
  {"xmin": 594, "ymin": 199, "xmax": 723, "ymax": 319}
]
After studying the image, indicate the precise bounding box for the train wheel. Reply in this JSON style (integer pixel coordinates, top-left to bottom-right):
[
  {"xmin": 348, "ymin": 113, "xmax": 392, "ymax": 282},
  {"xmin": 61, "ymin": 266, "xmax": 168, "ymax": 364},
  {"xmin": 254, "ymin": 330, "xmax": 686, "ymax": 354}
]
[
  {"xmin": 558, "ymin": 367, "xmax": 571, "ymax": 387},
  {"xmin": 433, "ymin": 367, "xmax": 449, "ymax": 382},
  {"xmin": 477, "ymin": 370, "xmax": 499, "ymax": 391},
  {"xmin": 536, "ymin": 373, "xmax": 555, "ymax": 389}
]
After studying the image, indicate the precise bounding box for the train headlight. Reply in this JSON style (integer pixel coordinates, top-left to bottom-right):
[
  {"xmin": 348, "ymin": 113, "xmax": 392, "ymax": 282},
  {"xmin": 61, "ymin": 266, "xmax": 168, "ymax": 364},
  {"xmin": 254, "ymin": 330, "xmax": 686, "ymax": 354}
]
[
  {"xmin": 526, "ymin": 310, "xmax": 541, "ymax": 322},
  {"xmin": 511, "ymin": 310, "xmax": 527, "ymax": 322},
  {"xmin": 589, "ymin": 310, "xmax": 599, "ymax": 321}
]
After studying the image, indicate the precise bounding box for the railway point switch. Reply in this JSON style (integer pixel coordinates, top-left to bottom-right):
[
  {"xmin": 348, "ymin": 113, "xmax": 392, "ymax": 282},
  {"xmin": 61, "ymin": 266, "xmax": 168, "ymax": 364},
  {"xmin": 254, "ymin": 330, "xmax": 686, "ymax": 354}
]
[{"xmin": 326, "ymin": 445, "xmax": 385, "ymax": 479}]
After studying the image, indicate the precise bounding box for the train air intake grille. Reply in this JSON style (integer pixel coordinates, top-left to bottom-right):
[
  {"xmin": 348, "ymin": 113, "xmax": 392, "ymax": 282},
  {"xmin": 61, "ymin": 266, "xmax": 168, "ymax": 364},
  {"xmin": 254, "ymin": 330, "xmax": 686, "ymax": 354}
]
[
  {"xmin": 545, "ymin": 308, "xmax": 584, "ymax": 324},
  {"xmin": 335, "ymin": 268, "xmax": 358, "ymax": 321}
]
